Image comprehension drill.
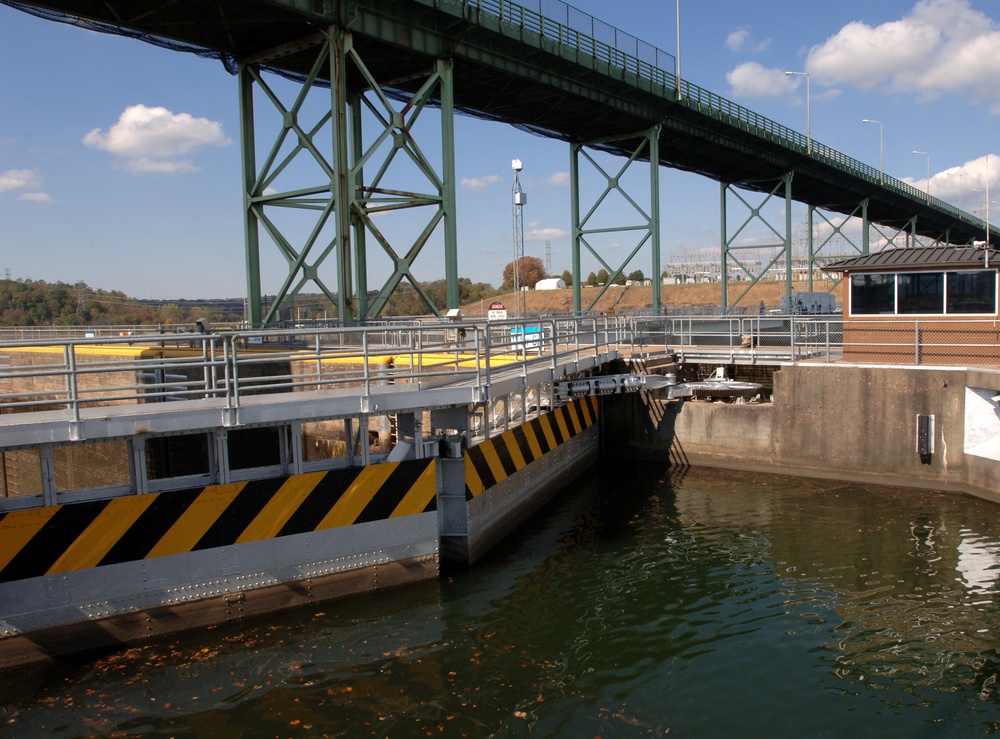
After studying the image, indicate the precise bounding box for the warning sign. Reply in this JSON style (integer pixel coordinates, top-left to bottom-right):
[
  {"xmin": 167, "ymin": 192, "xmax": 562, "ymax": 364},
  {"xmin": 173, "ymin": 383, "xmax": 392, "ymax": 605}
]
[{"xmin": 487, "ymin": 301, "xmax": 507, "ymax": 321}]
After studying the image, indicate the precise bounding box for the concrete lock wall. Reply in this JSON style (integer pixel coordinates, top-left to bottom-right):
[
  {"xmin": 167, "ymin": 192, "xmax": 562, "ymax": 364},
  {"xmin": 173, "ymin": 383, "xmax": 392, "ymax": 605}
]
[{"xmin": 606, "ymin": 364, "xmax": 1000, "ymax": 505}]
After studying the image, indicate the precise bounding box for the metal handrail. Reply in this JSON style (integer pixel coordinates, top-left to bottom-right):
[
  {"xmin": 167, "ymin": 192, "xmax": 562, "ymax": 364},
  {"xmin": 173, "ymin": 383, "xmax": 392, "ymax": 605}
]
[
  {"xmin": 439, "ymin": 0, "xmax": 986, "ymax": 229},
  {"xmin": 0, "ymin": 317, "xmax": 628, "ymax": 417}
]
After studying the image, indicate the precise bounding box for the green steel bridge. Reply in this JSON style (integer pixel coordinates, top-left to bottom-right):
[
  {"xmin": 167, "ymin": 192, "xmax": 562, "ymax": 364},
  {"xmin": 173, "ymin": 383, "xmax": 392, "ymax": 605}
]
[{"xmin": 6, "ymin": 0, "xmax": 997, "ymax": 323}]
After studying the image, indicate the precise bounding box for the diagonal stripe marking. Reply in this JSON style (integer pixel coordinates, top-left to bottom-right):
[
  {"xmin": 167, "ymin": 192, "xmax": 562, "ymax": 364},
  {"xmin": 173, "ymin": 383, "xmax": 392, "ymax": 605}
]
[
  {"xmin": 390, "ymin": 459, "xmax": 438, "ymax": 517},
  {"xmin": 316, "ymin": 463, "xmax": 397, "ymax": 530},
  {"xmin": 146, "ymin": 482, "xmax": 247, "ymax": 559},
  {"xmin": 480, "ymin": 440, "xmax": 509, "ymax": 483},
  {"xmin": 566, "ymin": 401, "xmax": 583, "ymax": 434},
  {"xmin": 48, "ymin": 495, "xmax": 158, "ymax": 574},
  {"xmin": 554, "ymin": 406, "xmax": 572, "ymax": 442},
  {"xmin": 502, "ymin": 429, "xmax": 527, "ymax": 470},
  {"xmin": 0, "ymin": 507, "xmax": 60, "ymax": 573},
  {"xmin": 465, "ymin": 451, "xmax": 485, "ymax": 497},
  {"xmin": 236, "ymin": 472, "xmax": 326, "ymax": 544},
  {"xmin": 537, "ymin": 415, "xmax": 558, "ymax": 451},
  {"xmin": 522, "ymin": 422, "xmax": 544, "ymax": 459}
]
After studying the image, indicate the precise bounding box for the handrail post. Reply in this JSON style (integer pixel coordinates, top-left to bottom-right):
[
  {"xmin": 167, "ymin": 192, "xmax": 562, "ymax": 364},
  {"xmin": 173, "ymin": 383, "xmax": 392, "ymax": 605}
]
[
  {"xmin": 65, "ymin": 343, "xmax": 80, "ymax": 423},
  {"xmin": 474, "ymin": 326, "xmax": 483, "ymax": 397},
  {"xmin": 363, "ymin": 330, "xmax": 371, "ymax": 397},
  {"xmin": 416, "ymin": 327, "xmax": 422, "ymax": 390},
  {"xmin": 915, "ymin": 321, "xmax": 920, "ymax": 365},
  {"xmin": 315, "ymin": 333, "xmax": 323, "ymax": 389},
  {"xmin": 203, "ymin": 336, "xmax": 212, "ymax": 398},
  {"xmin": 484, "ymin": 322, "xmax": 491, "ymax": 389},
  {"xmin": 548, "ymin": 319, "xmax": 557, "ymax": 377},
  {"xmin": 227, "ymin": 335, "xmax": 240, "ymax": 409}
]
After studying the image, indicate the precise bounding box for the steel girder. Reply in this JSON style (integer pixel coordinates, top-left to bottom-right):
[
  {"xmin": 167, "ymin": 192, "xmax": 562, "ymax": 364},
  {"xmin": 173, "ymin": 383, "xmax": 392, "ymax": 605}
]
[
  {"xmin": 238, "ymin": 27, "xmax": 458, "ymax": 326},
  {"xmin": 806, "ymin": 199, "xmax": 868, "ymax": 293},
  {"xmin": 570, "ymin": 125, "xmax": 662, "ymax": 315},
  {"xmin": 720, "ymin": 174, "xmax": 793, "ymax": 312}
]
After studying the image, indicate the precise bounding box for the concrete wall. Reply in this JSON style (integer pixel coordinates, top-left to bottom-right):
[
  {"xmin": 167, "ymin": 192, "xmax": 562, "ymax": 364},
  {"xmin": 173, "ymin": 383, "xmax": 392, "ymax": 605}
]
[{"xmin": 605, "ymin": 363, "xmax": 1000, "ymax": 504}]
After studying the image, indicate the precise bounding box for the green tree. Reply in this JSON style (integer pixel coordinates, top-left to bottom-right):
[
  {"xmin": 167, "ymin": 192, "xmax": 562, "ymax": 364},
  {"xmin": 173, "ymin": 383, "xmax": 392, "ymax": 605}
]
[
  {"xmin": 627, "ymin": 269, "xmax": 645, "ymax": 283},
  {"xmin": 560, "ymin": 269, "xmax": 573, "ymax": 287},
  {"xmin": 596, "ymin": 268, "xmax": 610, "ymax": 285},
  {"xmin": 586, "ymin": 271, "xmax": 598, "ymax": 287}
]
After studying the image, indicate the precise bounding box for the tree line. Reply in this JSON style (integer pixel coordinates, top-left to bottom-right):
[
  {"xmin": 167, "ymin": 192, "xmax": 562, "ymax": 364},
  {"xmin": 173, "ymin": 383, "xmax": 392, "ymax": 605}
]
[
  {"xmin": 0, "ymin": 279, "xmax": 243, "ymax": 327},
  {"xmin": 501, "ymin": 256, "xmax": 648, "ymax": 290},
  {"xmin": 1, "ymin": 262, "xmax": 650, "ymax": 327}
]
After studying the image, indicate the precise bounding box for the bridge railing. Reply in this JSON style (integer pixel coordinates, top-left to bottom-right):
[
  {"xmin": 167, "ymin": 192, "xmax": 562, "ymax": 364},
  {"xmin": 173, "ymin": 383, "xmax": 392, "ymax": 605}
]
[
  {"xmin": 0, "ymin": 316, "xmax": 628, "ymax": 419},
  {"xmin": 449, "ymin": 0, "xmax": 984, "ymax": 229}
]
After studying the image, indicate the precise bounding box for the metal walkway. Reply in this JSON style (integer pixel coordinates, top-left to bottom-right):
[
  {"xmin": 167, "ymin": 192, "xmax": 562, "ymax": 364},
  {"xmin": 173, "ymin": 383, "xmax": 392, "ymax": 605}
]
[
  {"xmin": 0, "ymin": 317, "xmax": 629, "ymax": 448},
  {"xmin": 0, "ymin": 313, "xmax": 888, "ymax": 507}
]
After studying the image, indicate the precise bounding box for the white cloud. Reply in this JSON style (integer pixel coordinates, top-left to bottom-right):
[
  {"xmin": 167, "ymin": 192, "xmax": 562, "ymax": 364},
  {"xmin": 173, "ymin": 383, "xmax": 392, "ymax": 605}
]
[
  {"xmin": 460, "ymin": 174, "xmax": 503, "ymax": 191},
  {"xmin": 83, "ymin": 104, "xmax": 230, "ymax": 174},
  {"xmin": 806, "ymin": 0, "xmax": 1000, "ymax": 105},
  {"xmin": 544, "ymin": 171, "xmax": 570, "ymax": 187},
  {"xmin": 18, "ymin": 192, "xmax": 54, "ymax": 203},
  {"xmin": 0, "ymin": 168, "xmax": 41, "ymax": 193},
  {"xmin": 726, "ymin": 26, "xmax": 771, "ymax": 53},
  {"xmin": 0, "ymin": 169, "xmax": 51, "ymax": 202},
  {"xmin": 726, "ymin": 61, "xmax": 800, "ymax": 98},
  {"xmin": 922, "ymin": 155, "xmax": 1000, "ymax": 208},
  {"xmin": 527, "ymin": 227, "xmax": 569, "ymax": 241}
]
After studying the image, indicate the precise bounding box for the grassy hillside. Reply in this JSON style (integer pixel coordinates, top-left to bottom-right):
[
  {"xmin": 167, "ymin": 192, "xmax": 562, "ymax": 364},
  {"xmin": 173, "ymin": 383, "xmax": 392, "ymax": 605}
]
[{"xmin": 463, "ymin": 278, "xmax": 845, "ymax": 314}]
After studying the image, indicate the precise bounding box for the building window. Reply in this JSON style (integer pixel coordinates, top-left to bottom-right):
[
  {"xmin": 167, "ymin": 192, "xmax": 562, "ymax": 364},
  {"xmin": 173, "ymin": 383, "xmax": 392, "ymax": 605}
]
[
  {"xmin": 946, "ymin": 270, "xmax": 996, "ymax": 314},
  {"xmin": 850, "ymin": 273, "xmax": 894, "ymax": 314},
  {"xmin": 897, "ymin": 272, "xmax": 944, "ymax": 314},
  {"xmin": 851, "ymin": 269, "xmax": 997, "ymax": 316}
]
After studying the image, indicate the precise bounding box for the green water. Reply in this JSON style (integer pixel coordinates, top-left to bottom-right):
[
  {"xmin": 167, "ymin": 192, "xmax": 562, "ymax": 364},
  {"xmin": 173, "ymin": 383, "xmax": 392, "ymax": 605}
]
[{"xmin": 3, "ymin": 463, "xmax": 1000, "ymax": 737}]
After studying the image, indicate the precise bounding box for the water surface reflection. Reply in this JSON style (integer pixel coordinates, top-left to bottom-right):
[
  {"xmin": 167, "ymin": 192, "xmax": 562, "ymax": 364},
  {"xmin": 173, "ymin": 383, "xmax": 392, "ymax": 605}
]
[{"xmin": 3, "ymin": 464, "xmax": 1000, "ymax": 736}]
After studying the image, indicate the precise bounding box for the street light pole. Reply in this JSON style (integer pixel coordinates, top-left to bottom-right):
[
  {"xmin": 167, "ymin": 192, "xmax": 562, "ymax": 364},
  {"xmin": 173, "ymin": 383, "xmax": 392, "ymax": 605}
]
[
  {"xmin": 676, "ymin": 0, "xmax": 681, "ymax": 96},
  {"xmin": 862, "ymin": 119, "xmax": 883, "ymax": 184},
  {"xmin": 785, "ymin": 71, "xmax": 810, "ymax": 154},
  {"xmin": 912, "ymin": 150, "xmax": 930, "ymax": 203}
]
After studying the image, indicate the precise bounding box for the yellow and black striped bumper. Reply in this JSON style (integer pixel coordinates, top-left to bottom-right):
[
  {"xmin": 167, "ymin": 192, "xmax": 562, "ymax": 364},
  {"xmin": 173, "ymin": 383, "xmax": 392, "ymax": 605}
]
[
  {"xmin": 464, "ymin": 396, "xmax": 598, "ymax": 498},
  {"xmin": 0, "ymin": 458, "xmax": 437, "ymax": 584}
]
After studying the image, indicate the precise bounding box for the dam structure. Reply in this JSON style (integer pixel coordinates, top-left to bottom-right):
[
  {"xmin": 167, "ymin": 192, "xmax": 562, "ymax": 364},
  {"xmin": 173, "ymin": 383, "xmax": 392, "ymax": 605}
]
[{"xmin": 4, "ymin": 0, "xmax": 1000, "ymax": 668}]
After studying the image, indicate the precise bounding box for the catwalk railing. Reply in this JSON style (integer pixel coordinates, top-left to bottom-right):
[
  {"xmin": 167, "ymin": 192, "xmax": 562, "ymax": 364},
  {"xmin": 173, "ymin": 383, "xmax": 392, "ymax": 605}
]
[
  {"xmin": 5, "ymin": 314, "xmax": 999, "ymax": 432},
  {"xmin": 0, "ymin": 316, "xmax": 627, "ymax": 419}
]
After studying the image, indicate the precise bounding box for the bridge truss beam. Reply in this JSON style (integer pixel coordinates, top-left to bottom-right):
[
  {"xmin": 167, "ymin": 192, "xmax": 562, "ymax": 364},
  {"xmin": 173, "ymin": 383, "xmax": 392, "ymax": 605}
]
[
  {"xmin": 570, "ymin": 125, "xmax": 662, "ymax": 315},
  {"xmin": 720, "ymin": 174, "xmax": 793, "ymax": 312},
  {"xmin": 806, "ymin": 199, "xmax": 868, "ymax": 293},
  {"xmin": 238, "ymin": 28, "xmax": 458, "ymax": 326}
]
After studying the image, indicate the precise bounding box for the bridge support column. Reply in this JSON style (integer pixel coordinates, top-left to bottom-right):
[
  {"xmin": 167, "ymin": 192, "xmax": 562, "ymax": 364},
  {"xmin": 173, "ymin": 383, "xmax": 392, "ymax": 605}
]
[
  {"xmin": 720, "ymin": 173, "xmax": 793, "ymax": 312},
  {"xmin": 570, "ymin": 124, "xmax": 662, "ymax": 315},
  {"xmin": 807, "ymin": 198, "xmax": 868, "ymax": 292},
  {"xmin": 237, "ymin": 28, "xmax": 459, "ymax": 326}
]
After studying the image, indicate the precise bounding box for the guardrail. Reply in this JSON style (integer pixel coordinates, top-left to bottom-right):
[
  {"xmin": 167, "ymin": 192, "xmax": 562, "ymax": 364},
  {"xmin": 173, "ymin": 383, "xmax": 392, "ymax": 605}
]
[
  {"xmin": 0, "ymin": 316, "xmax": 628, "ymax": 419},
  {"xmin": 628, "ymin": 315, "xmax": 844, "ymax": 363},
  {"xmin": 442, "ymin": 0, "xmax": 988, "ymax": 231}
]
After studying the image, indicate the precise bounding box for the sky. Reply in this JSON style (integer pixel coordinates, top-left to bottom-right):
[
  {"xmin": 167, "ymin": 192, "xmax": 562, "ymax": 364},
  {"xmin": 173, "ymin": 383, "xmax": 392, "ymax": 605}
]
[{"xmin": 3, "ymin": 0, "xmax": 1000, "ymax": 299}]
